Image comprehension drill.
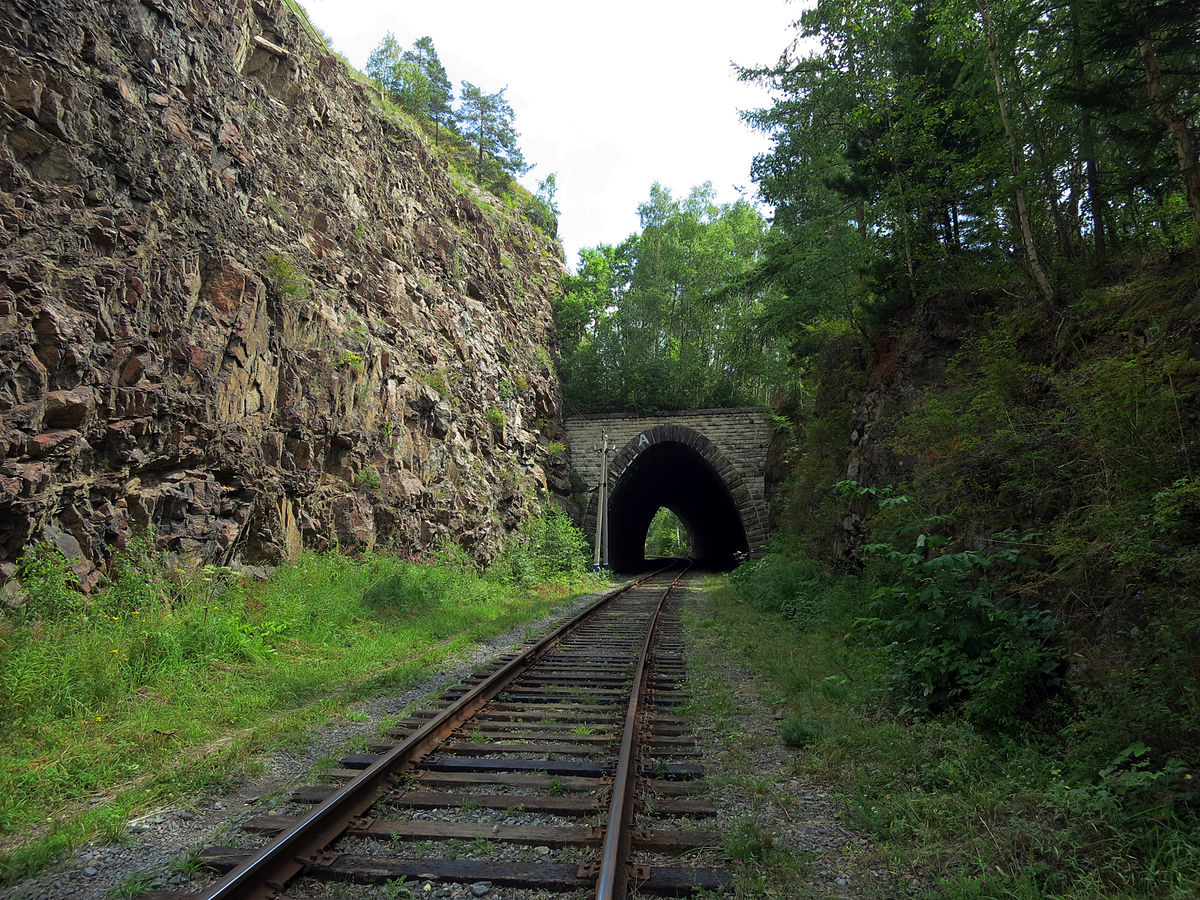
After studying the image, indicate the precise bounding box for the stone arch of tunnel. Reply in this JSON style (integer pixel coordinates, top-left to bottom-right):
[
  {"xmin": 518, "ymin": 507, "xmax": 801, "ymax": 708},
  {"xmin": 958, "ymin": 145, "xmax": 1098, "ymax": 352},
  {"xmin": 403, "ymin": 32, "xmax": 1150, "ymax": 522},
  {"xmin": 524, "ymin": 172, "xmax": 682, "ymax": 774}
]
[{"xmin": 582, "ymin": 425, "xmax": 764, "ymax": 572}]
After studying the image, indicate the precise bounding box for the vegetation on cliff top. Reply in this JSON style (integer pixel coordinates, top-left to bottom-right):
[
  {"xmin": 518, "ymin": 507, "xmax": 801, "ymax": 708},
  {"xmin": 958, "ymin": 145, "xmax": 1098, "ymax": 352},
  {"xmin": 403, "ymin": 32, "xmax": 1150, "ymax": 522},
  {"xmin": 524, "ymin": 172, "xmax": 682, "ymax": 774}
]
[
  {"xmin": 287, "ymin": 4, "xmax": 558, "ymax": 241},
  {"xmin": 361, "ymin": 31, "xmax": 558, "ymax": 237}
]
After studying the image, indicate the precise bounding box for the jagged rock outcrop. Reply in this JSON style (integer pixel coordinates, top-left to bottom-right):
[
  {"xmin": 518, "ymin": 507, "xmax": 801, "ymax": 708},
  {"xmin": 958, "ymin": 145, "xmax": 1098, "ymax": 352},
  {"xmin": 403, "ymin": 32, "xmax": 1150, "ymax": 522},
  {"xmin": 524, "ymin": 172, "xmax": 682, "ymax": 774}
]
[{"xmin": 0, "ymin": 0, "xmax": 570, "ymax": 588}]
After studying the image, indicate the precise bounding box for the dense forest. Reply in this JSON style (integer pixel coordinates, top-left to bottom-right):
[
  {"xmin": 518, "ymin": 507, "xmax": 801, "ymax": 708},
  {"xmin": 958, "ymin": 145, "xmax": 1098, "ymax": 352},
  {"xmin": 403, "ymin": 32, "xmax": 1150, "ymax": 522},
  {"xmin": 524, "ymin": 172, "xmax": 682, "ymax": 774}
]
[
  {"xmin": 555, "ymin": 183, "xmax": 792, "ymax": 412},
  {"xmin": 557, "ymin": 0, "xmax": 1200, "ymax": 895}
]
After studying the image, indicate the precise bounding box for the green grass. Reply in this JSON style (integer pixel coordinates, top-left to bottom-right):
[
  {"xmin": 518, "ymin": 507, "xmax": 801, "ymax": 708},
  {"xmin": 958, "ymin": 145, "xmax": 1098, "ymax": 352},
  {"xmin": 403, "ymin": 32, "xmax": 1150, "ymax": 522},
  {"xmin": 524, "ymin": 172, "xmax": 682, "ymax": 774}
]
[
  {"xmin": 686, "ymin": 567, "xmax": 1200, "ymax": 899},
  {"xmin": 0, "ymin": 544, "xmax": 601, "ymax": 885}
]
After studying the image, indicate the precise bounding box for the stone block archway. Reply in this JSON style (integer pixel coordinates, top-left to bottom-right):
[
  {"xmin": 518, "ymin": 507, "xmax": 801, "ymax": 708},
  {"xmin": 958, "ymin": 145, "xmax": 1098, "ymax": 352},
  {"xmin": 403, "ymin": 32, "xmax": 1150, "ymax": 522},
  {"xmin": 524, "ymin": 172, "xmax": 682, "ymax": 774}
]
[{"xmin": 564, "ymin": 409, "xmax": 772, "ymax": 571}]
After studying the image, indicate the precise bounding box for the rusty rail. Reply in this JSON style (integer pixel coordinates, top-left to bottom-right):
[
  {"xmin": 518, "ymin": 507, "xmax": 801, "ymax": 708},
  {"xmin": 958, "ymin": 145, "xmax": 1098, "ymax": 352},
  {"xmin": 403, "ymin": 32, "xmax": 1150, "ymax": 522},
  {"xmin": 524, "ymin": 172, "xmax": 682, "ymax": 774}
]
[{"xmin": 595, "ymin": 565, "xmax": 683, "ymax": 897}]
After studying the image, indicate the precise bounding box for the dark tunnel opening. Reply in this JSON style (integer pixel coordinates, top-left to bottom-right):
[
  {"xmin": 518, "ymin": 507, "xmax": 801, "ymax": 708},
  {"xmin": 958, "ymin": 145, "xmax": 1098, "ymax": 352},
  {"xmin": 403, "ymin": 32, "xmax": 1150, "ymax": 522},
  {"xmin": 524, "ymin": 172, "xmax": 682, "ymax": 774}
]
[{"xmin": 606, "ymin": 441, "xmax": 749, "ymax": 573}]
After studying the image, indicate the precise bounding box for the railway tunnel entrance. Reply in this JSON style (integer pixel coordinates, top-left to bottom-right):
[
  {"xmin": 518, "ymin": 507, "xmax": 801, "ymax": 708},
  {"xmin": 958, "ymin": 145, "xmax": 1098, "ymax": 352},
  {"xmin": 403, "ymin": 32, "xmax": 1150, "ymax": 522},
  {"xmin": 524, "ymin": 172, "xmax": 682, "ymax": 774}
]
[
  {"xmin": 567, "ymin": 414, "xmax": 772, "ymax": 574},
  {"xmin": 606, "ymin": 437, "xmax": 749, "ymax": 572}
]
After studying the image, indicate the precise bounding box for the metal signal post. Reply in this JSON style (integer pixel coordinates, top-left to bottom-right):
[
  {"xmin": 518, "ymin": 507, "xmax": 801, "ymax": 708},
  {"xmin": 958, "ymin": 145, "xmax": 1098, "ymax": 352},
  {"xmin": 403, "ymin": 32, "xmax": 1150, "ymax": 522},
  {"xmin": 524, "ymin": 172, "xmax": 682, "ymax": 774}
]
[{"xmin": 593, "ymin": 433, "xmax": 610, "ymax": 570}]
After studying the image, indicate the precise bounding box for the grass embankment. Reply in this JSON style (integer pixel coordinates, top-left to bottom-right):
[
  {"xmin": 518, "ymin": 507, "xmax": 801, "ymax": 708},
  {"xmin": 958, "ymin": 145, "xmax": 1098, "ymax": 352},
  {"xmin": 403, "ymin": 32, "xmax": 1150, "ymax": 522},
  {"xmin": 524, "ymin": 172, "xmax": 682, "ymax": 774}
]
[
  {"xmin": 689, "ymin": 558, "xmax": 1200, "ymax": 900},
  {"xmin": 0, "ymin": 524, "xmax": 600, "ymax": 886}
]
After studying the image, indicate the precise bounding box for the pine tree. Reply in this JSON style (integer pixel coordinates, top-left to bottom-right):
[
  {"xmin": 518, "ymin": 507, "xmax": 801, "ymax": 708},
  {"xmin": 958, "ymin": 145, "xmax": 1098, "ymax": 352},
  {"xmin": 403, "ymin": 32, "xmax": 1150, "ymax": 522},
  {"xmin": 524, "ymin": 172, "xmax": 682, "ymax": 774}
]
[
  {"xmin": 455, "ymin": 82, "xmax": 527, "ymax": 187},
  {"xmin": 402, "ymin": 36, "xmax": 453, "ymax": 143}
]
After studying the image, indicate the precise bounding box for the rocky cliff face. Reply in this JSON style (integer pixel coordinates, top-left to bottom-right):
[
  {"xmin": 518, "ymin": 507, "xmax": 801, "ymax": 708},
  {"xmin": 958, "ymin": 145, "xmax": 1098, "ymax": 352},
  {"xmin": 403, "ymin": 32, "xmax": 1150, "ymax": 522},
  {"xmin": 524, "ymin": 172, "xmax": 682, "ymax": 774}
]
[{"xmin": 0, "ymin": 0, "xmax": 570, "ymax": 589}]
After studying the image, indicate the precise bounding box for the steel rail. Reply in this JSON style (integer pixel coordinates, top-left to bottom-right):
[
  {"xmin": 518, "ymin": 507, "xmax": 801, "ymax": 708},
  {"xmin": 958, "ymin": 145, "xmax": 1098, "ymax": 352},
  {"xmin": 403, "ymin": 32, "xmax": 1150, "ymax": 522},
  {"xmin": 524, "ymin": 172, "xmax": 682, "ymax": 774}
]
[
  {"xmin": 594, "ymin": 564, "xmax": 690, "ymax": 899},
  {"xmin": 195, "ymin": 568, "xmax": 674, "ymax": 900}
]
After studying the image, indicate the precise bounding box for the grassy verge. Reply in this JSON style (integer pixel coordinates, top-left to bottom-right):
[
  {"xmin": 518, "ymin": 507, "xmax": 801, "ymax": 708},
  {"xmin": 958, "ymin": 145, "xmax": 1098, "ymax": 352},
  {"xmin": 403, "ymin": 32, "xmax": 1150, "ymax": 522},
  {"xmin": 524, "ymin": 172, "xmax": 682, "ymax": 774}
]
[
  {"xmin": 687, "ymin": 559, "xmax": 1200, "ymax": 900},
  {"xmin": 680, "ymin": 586, "xmax": 845, "ymax": 897},
  {"xmin": 0, "ymin": 530, "xmax": 601, "ymax": 886}
]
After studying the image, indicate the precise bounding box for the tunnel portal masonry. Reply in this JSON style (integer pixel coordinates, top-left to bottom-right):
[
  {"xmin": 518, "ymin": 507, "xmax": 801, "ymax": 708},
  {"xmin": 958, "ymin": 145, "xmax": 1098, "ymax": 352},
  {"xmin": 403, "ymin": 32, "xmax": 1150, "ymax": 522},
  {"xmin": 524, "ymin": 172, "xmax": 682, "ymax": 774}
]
[{"xmin": 563, "ymin": 409, "xmax": 773, "ymax": 572}]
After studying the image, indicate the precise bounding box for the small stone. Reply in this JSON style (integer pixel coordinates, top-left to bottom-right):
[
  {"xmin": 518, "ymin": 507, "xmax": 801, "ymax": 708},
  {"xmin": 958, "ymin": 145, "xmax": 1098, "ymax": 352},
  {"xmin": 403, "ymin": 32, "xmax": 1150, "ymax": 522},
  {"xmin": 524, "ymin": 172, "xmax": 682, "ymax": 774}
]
[
  {"xmin": 533, "ymin": 845, "xmax": 550, "ymax": 855},
  {"xmin": 213, "ymin": 801, "xmax": 224, "ymax": 810},
  {"xmin": 470, "ymin": 882, "xmax": 491, "ymax": 897},
  {"xmin": 176, "ymin": 810, "xmax": 195, "ymax": 821},
  {"xmin": 84, "ymin": 867, "xmax": 98, "ymax": 877}
]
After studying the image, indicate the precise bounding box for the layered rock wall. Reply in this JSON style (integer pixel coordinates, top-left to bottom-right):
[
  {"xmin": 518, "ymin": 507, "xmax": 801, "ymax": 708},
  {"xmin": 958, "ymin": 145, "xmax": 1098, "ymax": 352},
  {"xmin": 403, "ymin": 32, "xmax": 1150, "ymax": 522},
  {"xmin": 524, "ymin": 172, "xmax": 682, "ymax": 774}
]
[{"xmin": 0, "ymin": 0, "xmax": 569, "ymax": 587}]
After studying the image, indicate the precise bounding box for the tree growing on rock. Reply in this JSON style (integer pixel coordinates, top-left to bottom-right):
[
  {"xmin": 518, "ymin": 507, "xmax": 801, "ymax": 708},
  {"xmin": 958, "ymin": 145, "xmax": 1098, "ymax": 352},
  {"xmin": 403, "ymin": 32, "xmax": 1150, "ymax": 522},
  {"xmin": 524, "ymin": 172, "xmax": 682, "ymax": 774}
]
[
  {"xmin": 365, "ymin": 33, "xmax": 454, "ymax": 141},
  {"xmin": 403, "ymin": 36, "xmax": 454, "ymax": 142},
  {"xmin": 456, "ymin": 82, "xmax": 528, "ymax": 188}
]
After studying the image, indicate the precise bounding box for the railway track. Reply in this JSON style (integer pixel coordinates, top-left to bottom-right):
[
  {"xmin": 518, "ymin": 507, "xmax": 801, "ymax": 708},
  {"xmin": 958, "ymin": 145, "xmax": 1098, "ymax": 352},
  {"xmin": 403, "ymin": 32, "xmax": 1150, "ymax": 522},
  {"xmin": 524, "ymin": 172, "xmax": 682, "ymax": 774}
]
[{"xmin": 146, "ymin": 566, "xmax": 729, "ymax": 900}]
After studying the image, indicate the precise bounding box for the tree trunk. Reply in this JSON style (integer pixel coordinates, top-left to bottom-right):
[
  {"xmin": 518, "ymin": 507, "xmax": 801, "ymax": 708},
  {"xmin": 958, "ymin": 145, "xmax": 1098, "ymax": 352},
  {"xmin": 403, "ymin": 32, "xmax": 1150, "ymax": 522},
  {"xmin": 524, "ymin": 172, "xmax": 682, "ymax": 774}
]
[
  {"xmin": 1128, "ymin": 0, "xmax": 1200, "ymax": 236},
  {"xmin": 978, "ymin": 0, "xmax": 1055, "ymax": 302},
  {"xmin": 1071, "ymin": 0, "xmax": 1107, "ymax": 262},
  {"xmin": 1085, "ymin": 153, "xmax": 1108, "ymax": 260},
  {"xmin": 476, "ymin": 110, "xmax": 484, "ymax": 180}
]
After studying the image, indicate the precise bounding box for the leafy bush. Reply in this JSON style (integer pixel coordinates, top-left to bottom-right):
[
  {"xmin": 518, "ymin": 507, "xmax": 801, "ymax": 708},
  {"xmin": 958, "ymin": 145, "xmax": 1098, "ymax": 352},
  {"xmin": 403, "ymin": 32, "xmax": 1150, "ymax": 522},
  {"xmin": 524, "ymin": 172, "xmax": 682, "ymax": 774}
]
[
  {"xmin": 493, "ymin": 506, "xmax": 590, "ymax": 587},
  {"xmin": 521, "ymin": 196, "xmax": 557, "ymax": 237},
  {"xmin": 728, "ymin": 545, "xmax": 864, "ymax": 628},
  {"xmin": 96, "ymin": 530, "xmax": 169, "ymax": 617},
  {"xmin": 840, "ymin": 482, "xmax": 1063, "ymax": 729},
  {"xmin": 264, "ymin": 252, "xmax": 309, "ymax": 303},
  {"xmin": 11, "ymin": 543, "xmax": 79, "ymax": 623}
]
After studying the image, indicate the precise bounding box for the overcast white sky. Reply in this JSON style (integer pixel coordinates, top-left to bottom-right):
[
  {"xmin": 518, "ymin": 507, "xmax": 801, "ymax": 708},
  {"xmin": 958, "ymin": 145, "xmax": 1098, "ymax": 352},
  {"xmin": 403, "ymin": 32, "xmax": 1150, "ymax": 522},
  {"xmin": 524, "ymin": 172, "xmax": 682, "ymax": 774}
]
[{"xmin": 300, "ymin": 0, "xmax": 805, "ymax": 267}]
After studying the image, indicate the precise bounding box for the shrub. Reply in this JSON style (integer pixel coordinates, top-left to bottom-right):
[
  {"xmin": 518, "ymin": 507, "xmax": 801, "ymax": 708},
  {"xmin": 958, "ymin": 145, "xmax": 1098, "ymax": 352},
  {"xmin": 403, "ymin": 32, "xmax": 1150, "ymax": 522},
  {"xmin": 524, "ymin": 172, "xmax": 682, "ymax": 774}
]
[
  {"xmin": 494, "ymin": 507, "xmax": 590, "ymax": 587},
  {"xmin": 521, "ymin": 196, "xmax": 557, "ymax": 237},
  {"xmin": 264, "ymin": 252, "xmax": 310, "ymax": 303},
  {"xmin": 840, "ymin": 482, "xmax": 1063, "ymax": 729},
  {"xmin": 10, "ymin": 543, "xmax": 79, "ymax": 623},
  {"xmin": 354, "ymin": 467, "xmax": 382, "ymax": 493},
  {"xmin": 728, "ymin": 547, "xmax": 863, "ymax": 628},
  {"xmin": 95, "ymin": 529, "xmax": 168, "ymax": 617},
  {"xmin": 780, "ymin": 714, "xmax": 824, "ymax": 748}
]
